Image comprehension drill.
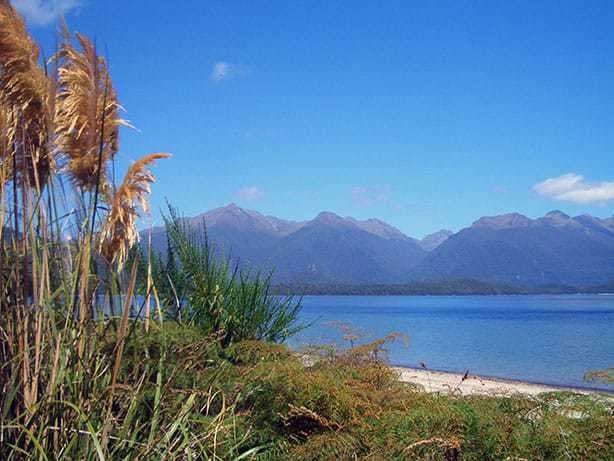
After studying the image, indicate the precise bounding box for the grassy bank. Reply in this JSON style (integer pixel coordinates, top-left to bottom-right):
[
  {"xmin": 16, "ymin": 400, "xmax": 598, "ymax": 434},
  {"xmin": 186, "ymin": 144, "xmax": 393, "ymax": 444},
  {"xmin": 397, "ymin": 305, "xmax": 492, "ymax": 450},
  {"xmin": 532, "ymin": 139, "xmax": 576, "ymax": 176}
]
[
  {"xmin": 6, "ymin": 318, "xmax": 613, "ymax": 460},
  {"xmin": 40, "ymin": 323, "xmax": 614, "ymax": 459}
]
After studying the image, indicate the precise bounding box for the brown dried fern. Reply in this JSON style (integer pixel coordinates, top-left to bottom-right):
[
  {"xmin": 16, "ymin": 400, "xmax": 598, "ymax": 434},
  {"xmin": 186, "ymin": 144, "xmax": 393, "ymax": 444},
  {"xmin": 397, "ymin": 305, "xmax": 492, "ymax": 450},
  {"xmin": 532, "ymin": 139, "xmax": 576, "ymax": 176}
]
[
  {"xmin": 404, "ymin": 437, "xmax": 461, "ymax": 461},
  {"xmin": 280, "ymin": 404, "xmax": 343, "ymax": 437}
]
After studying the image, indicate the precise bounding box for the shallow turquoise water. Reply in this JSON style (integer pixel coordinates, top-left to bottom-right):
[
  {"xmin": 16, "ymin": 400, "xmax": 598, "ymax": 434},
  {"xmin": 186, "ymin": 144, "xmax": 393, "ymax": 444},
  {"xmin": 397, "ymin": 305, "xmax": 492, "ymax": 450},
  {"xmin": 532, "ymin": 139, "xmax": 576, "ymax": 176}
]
[{"xmin": 289, "ymin": 294, "xmax": 614, "ymax": 391}]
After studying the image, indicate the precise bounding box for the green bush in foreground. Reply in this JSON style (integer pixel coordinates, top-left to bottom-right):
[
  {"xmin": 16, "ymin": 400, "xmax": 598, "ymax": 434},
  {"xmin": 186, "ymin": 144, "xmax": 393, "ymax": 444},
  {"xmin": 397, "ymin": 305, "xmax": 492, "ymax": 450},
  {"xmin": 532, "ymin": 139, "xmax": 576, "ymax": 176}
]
[{"xmin": 143, "ymin": 205, "xmax": 303, "ymax": 346}]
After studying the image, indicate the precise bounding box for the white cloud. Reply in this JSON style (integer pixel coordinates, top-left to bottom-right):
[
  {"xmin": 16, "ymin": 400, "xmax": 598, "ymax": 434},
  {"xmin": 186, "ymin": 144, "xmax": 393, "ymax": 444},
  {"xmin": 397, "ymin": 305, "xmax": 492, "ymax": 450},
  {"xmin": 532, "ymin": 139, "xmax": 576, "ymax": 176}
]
[
  {"xmin": 210, "ymin": 61, "xmax": 247, "ymax": 82},
  {"xmin": 351, "ymin": 186, "xmax": 391, "ymax": 207},
  {"xmin": 533, "ymin": 173, "xmax": 614, "ymax": 205},
  {"xmin": 235, "ymin": 186, "xmax": 264, "ymax": 202},
  {"xmin": 13, "ymin": 0, "xmax": 81, "ymax": 26},
  {"xmin": 533, "ymin": 173, "xmax": 583, "ymax": 197}
]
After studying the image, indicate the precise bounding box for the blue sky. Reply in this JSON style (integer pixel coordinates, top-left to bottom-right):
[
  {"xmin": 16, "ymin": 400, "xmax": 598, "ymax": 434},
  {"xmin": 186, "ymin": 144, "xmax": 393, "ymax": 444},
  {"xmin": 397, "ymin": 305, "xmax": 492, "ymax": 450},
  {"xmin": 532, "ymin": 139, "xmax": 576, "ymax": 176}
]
[{"xmin": 18, "ymin": 0, "xmax": 614, "ymax": 238}]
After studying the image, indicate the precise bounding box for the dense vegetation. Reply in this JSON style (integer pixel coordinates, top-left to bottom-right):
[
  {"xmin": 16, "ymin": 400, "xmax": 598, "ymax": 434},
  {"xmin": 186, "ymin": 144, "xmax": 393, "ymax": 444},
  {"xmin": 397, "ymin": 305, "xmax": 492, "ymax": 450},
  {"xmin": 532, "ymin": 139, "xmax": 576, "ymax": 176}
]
[
  {"xmin": 139, "ymin": 205, "xmax": 302, "ymax": 346},
  {"xmin": 0, "ymin": 3, "xmax": 612, "ymax": 459},
  {"xmin": 98, "ymin": 325, "xmax": 614, "ymax": 460},
  {"xmin": 272, "ymin": 280, "xmax": 614, "ymax": 296}
]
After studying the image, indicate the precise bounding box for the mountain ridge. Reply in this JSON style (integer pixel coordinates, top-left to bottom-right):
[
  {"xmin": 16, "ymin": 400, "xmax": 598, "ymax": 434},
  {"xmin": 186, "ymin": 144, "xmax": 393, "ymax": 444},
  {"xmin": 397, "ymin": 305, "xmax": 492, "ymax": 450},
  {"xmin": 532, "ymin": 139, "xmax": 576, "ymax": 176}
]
[
  {"xmin": 411, "ymin": 211, "xmax": 614, "ymax": 286},
  {"xmin": 145, "ymin": 204, "xmax": 614, "ymax": 287}
]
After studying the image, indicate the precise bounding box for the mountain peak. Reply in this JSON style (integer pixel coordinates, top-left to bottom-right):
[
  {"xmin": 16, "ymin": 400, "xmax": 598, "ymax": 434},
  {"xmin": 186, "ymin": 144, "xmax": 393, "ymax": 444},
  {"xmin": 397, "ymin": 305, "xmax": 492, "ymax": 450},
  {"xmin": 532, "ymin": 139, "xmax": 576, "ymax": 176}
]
[
  {"xmin": 346, "ymin": 217, "xmax": 409, "ymax": 241},
  {"xmin": 540, "ymin": 210, "xmax": 585, "ymax": 230},
  {"xmin": 432, "ymin": 229, "xmax": 453, "ymax": 237},
  {"xmin": 420, "ymin": 229, "xmax": 453, "ymax": 251},
  {"xmin": 224, "ymin": 202, "xmax": 240, "ymax": 210},
  {"xmin": 202, "ymin": 203, "xmax": 245, "ymax": 218},
  {"xmin": 544, "ymin": 210, "xmax": 570, "ymax": 220},
  {"xmin": 265, "ymin": 215, "xmax": 305, "ymax": 236},
  {"xmin": 195, "ymin": 203, "xmax": 278, "ymax": 233},
  {"xmin": 313, "ymin": 211, "xmax": 347, "ymax": 225},
  {"xmin": 472, "ymin": 213, "xmax": 533, "ymax": 230},
  {"xmin": 573, "ymin": 213, "xmax": 614, "ymax": 234}
]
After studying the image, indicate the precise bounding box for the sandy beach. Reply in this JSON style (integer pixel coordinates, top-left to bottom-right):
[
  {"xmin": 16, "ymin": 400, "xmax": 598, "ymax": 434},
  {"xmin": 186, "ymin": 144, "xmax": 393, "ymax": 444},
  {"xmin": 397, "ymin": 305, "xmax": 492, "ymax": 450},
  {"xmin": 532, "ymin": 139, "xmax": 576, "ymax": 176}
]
[{"xmin": 394, "ymin": 367, "xmax": 613, "ymax": 397}]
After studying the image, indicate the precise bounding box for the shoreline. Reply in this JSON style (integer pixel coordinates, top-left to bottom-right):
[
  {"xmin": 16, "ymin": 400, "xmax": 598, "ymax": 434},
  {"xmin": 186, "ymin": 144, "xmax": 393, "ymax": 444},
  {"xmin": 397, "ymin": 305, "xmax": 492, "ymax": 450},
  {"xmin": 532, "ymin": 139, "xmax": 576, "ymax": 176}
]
[
  {"xmin": 300, "ymin": 293, "xmax": 614, "ymax": 296},
  {"xmin": 274, "ymin": 289, "xmax": 614, "ymax": 297},
  {"xmin": 289, "ymin": 292, "xmax": 614, "ymax": 297},
  {"xmin": 394, "ymin": 366, "xmax": 614, "ymax": 397}
]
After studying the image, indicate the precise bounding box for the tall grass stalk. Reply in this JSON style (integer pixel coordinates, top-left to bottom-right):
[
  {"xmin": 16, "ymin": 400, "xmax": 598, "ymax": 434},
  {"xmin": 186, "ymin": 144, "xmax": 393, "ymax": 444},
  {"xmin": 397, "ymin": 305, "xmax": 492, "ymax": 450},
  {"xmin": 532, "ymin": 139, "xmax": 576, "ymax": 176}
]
[{"xmin": 0, "ymin": 5, "xmax": 258, "ymax": 459}]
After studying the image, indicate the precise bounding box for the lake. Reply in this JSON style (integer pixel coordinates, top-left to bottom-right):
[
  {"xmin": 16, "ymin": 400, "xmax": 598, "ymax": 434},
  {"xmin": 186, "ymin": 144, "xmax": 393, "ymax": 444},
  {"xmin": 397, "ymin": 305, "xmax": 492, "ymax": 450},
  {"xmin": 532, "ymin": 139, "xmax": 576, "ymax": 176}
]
[{"xmin": 288, "ymin": 294, "xmax": 614, "ymax": 391}]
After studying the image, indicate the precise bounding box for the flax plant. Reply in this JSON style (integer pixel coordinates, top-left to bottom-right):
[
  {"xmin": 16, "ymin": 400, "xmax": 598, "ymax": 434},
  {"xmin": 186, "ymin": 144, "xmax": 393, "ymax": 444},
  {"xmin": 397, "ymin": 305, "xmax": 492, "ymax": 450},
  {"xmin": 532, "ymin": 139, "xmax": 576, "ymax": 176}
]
[{"xmin": 149, "ymin": 205, "xmax": 303, "ymax": 347}]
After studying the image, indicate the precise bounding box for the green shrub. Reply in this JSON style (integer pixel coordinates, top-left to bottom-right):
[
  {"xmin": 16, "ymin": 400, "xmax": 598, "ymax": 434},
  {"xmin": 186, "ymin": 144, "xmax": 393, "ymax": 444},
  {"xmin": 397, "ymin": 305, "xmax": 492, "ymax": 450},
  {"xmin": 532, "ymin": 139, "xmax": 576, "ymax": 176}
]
[{"xmin": 146, "ymin": 205, "xmax": 303, "ymax": 346}]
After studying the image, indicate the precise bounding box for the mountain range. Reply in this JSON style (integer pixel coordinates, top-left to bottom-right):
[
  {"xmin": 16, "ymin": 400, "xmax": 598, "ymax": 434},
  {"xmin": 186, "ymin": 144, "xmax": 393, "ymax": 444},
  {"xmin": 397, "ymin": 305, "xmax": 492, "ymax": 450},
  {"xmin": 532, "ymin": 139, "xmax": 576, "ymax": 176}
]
[{"xmin": 146, "ymin": 204, "xmax": 614, "ymax": 287}]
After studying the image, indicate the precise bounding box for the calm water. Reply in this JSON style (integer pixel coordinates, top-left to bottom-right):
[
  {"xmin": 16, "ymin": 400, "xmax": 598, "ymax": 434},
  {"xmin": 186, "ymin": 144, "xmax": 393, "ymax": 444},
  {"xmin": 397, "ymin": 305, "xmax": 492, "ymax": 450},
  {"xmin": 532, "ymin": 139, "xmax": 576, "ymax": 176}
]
[{"xmin": 288, "ymin": 294, "xmax": 614, "ymax": 391}]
